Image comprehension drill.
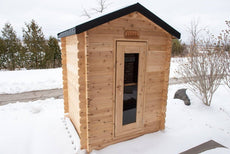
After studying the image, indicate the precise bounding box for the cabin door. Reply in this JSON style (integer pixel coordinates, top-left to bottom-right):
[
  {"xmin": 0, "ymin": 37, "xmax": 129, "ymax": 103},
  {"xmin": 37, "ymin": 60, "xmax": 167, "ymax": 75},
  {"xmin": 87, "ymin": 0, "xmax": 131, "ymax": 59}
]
[{"xmin": 115, "ymin": 41, "xmax": 146, "ymax": 137}]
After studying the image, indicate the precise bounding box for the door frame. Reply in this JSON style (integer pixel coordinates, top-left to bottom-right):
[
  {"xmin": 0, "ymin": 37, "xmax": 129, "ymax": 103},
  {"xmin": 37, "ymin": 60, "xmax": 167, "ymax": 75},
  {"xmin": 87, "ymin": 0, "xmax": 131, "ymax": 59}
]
[{"xmin": 114, "ymin": 40, "xmax": 147, "ymax": 137}]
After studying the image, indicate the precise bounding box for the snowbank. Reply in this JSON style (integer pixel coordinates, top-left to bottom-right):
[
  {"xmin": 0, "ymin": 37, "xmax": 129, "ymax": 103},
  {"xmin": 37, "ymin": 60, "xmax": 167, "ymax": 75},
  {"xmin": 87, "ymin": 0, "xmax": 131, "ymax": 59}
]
[{"xmin": 0, "ymin": 68, "xmax": 62, "ymax": 94}]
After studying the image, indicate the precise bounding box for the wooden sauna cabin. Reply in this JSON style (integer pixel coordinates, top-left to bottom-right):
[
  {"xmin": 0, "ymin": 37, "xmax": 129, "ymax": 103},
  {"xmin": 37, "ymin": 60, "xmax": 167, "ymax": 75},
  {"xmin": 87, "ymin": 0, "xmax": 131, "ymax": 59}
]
[{"xmin": 58, "ymin": 3, "xmax": 180, "ymax": 152}]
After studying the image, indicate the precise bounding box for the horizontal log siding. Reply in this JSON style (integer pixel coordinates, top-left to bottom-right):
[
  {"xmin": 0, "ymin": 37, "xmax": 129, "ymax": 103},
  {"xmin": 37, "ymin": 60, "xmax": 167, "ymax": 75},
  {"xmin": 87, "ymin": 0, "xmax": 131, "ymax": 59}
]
[
  {"xmin": 85, "ymin": 12, "xmax": 172, "ymax": 151},
  {"xmin": 77, "ymin": 33, "xmax": 88, "ymax": 149},
  {"xmin": 65, "ymin": 35, "xmax": 81, "ymax": 138}
]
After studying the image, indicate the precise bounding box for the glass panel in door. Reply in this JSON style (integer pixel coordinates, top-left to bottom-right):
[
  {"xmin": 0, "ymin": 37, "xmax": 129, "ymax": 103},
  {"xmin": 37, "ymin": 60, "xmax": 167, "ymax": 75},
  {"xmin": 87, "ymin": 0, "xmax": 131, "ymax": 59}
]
[{"xmin": 123, "ymin": 53, "xmax": 139, "ymax": 125}]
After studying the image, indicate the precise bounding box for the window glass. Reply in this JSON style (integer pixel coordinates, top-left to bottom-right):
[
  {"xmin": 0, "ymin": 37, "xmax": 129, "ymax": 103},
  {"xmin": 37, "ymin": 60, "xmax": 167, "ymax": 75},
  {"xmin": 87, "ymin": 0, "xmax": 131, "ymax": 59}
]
[{"xmin": 123, "ymin": 53, "xmax": 139, "ymax": 125}]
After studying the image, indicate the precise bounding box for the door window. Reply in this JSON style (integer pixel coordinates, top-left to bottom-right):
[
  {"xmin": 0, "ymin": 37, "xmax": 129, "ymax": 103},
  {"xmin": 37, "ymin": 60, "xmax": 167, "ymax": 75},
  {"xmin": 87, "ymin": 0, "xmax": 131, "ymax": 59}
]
[{"xmin": 123, "ymin": 53, "xmax": 139, "ymax": 125}]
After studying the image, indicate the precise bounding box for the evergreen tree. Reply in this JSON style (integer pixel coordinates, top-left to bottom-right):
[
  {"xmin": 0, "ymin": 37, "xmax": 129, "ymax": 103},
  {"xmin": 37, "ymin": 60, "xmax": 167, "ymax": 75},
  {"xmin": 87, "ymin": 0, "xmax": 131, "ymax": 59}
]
[
  {"xmin": 46, "ymin": 36, "xmax": 61, "ymax": 68},
  {"xmin": 22, "ymin": 19, "xmax": 47, "ymax": 69},
  {"xmin": 1, "ymin": 23, "xmax": 22, "ymax": 70},
  {"xmin": 18, "ymin": 45, "xmax": 27, "ymax": 68},
  {"xmin": 172, "ymin": 39, "xmax": 186, "ymax": 57},
  {"xmin": 0, "ymin": 37, "xmax": 7, "ymax": 69}
]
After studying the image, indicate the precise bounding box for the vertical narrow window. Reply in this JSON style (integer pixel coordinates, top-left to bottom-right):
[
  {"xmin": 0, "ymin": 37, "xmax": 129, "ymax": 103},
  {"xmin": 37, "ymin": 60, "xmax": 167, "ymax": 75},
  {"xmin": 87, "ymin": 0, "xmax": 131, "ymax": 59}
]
[{"xmin": 123, "ymin": 53, "xmax": 139, "ymax": 125}]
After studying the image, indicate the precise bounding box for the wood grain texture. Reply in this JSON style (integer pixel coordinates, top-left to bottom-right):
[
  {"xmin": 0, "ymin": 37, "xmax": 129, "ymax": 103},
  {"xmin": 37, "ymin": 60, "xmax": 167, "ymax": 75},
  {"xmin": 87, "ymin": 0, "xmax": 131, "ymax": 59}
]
[
  {"xmin": 160, "ymin": 36, "xmax": 172, "ymax": 130},
  {"xmin": 86, "ymin": 12, "xmax": 172, "ymax": 151},
  {"xmin": 62, "ymin": 11, "xmax": 173, "ymax": 152},
  {"xmin": 61, "ymin": 37, "xmax": 69, "ymax": 113},
  {"xmin": 65, "ymin": 34, "xmax": 81, "ymax": 136},
  {"xmin": 115, "ymin": 41, "xmax": 146, "ymax": 137},
  {"xmin": 77, "ymin": 32, "xmax": 88, "ymax": 149}
]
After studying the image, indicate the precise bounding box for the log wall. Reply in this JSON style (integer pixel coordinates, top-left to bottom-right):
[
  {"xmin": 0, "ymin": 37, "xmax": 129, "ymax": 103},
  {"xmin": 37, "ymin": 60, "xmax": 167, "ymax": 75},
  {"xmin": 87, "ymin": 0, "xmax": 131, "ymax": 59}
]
[
  {"xmin": 77, "ymin": 33, "xmax": 88, "ymax": 149},
  {"xmin": 65, "ymin": 35, "xmax": 81, "ymax": 135},
  {"xmin": 61, "ymin": 37, "xmax": 69, "ymax": 113},
  {"xmin": 84, "ymin": 12, "xmax": 172, "ymax": 151},
  {"xmin": 62, "ymin": 33, "xmax": 88, "ymax": 149}
]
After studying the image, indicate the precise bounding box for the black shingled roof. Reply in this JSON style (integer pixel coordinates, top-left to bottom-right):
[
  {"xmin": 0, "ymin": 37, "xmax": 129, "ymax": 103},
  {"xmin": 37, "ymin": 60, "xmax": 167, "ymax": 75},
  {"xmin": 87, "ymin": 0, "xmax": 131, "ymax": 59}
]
[{"xmin": 58, "ymin": 3, "xmax": 181, "ymax": 39}]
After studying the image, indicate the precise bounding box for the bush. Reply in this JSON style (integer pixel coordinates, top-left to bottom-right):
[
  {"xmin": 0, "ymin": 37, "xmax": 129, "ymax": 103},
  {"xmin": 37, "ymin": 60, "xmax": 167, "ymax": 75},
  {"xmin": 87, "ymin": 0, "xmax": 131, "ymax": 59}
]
[{"xmin": 176, "ymin": 21, "xmax": 225, "ymax": 106}]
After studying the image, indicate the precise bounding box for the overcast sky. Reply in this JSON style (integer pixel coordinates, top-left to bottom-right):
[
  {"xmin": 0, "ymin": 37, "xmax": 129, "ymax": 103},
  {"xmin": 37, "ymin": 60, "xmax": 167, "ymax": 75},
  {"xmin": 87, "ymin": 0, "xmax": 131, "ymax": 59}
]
[{"xmin": 0, "ymin": 0, "xmax": 229, "ymax": 42}]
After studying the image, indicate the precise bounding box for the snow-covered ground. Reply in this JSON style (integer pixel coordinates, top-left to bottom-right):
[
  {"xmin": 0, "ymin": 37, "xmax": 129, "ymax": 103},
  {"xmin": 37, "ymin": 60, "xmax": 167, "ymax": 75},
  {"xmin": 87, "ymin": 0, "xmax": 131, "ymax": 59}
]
[
  {"xmin": 0, "ymin": 98, "xmax": 78, "ymax": 154},
  {"xmin": 0, "ymin": 84, "xmax": 229, "ymax": 154},
  {"xmin": 0, "ymin": 68, "xmax": 62, "ymax": 94}
]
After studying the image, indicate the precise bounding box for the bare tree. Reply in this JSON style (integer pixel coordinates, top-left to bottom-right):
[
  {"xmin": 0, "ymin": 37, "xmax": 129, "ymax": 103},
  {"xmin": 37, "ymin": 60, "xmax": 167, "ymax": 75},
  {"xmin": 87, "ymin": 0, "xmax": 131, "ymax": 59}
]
[
  {"xmin": 82, "ymin": 9, "xmax": 91, "ymax": 18},
  {"xmin": 188, "ymin": 20, "xmax": 202, "ymax": 53},
  {"xmin": 92, "ymin": 0, "xmax": 109, "ymax": 13},
  {"xmin": 81, "ymin": 0, "xmax": 110, "ymax": 18},
  {"xmin": 176, "ymin": 21, "xmax": 225, "ymax": 106}
]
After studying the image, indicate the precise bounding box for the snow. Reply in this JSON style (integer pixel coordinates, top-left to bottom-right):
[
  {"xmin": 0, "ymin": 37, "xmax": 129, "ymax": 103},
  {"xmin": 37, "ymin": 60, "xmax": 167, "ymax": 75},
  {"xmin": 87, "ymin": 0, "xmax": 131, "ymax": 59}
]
[
  {"xmin": 0, "ymin": 98, "xmax": 76, "ymax": 154},
  {"xmin": 0, "ymin": 68, "xmax": 62, "ymax": 94},
  {"xmin": 0, "ymin": 84, "xmax": 229, "ymax": 154}
]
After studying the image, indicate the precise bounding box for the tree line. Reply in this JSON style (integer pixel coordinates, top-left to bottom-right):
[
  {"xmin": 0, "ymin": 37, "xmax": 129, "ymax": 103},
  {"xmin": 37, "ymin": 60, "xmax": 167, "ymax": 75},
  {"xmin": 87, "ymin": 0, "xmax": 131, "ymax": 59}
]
[{"xmin": 0, "ymin": 20, "xmax": 61, "ymax": 70}]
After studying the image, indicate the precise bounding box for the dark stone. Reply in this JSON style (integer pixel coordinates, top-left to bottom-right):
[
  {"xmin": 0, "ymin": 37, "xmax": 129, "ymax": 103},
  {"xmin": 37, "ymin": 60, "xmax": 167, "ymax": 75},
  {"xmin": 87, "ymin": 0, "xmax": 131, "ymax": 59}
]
[{"xmin": 174, "ymin": 88, "xmax": 191, "ymax": 105}]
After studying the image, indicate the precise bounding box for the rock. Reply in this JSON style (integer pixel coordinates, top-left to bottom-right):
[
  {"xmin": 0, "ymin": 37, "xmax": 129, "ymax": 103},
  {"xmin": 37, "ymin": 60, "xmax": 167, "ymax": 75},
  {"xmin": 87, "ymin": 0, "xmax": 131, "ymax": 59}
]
[{"xmin": 174, "ymin": 88, "xmax": 191, "ymax": 105}]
